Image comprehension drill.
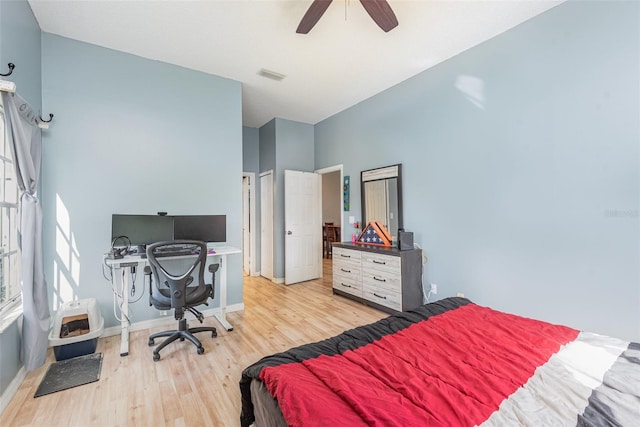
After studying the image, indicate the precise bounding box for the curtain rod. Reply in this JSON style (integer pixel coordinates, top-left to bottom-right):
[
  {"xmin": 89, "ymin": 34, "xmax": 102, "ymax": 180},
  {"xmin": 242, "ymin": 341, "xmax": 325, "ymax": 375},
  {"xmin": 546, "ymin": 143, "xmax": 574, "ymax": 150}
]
[
  {"xmin": 0, "ymin": 63, "xmax": 16, "ymax": 93},
  {"xmin": 0, "ymin": 62, "xmax": 55, "ymax": 128},
  {"xmin": 0, "ymin": 79, "xmax": 16, "ymax": 93},
  {"xmin": 0, "ymin": 63, "xmax": 14, "ymax": 77}
]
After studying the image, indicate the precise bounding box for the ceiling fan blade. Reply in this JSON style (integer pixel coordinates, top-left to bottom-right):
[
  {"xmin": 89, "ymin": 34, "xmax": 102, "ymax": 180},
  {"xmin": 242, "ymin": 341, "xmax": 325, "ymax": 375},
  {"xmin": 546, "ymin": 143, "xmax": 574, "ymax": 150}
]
[
  {"xmin": 297, "ymin": 0, "xmax": 333, "ymax": 34},
  {"xmin": 360, "ymin": 0, "xmax": 398, "ymax": 32}
]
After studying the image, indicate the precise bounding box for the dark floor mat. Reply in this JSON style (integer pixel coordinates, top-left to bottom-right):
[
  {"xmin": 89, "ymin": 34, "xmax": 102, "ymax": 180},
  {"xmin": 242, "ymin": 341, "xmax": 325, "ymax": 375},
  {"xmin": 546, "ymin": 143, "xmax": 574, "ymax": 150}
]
[{"xmin": 34, "ymin": 353, "xmax": 103, "ymax": 398}]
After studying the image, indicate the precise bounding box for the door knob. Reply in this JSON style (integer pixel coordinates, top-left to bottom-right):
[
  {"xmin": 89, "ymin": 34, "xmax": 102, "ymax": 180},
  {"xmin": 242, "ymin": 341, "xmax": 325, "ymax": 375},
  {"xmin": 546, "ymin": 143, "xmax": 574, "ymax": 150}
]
[{"xmin": 287, "ymin": 231, "xmax": 292, "ymax": 235}]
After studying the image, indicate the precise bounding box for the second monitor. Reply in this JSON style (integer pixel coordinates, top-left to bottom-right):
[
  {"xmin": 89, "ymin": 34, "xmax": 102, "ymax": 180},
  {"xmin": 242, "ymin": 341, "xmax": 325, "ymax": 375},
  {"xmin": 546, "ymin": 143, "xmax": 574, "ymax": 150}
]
[
  {"xmin": 173, "ymin": 215, "xmax": 226, "ymax": 243},
  {"xmin": 111, "ymin": 214, "xmax": 174, "ymax": 247}
]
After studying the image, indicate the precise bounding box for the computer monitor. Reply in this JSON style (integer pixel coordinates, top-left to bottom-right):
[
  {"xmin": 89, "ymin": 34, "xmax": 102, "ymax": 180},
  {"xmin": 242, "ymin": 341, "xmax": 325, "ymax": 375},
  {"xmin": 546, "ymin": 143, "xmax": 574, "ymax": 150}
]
[
  {"xmin": 173, "ymin": 215, "xmax": 226, "ymax": 243},
  {"xmin": 111, "ymin": 214, "xmax": 174, "ymax": 247}
]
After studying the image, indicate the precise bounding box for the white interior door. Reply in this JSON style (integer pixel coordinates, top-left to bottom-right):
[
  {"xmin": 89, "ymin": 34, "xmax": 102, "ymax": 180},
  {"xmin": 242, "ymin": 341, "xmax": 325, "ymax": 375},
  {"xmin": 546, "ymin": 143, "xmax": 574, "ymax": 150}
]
[
  {"xmin": 285, "ymin": 170, "xmax": 321, "ymax": 285},
  {"xmin": 260, "ymin": 171, "xmax": 273, "ymax": 280},
  {"xmin": 242, "ymin": 176, "xmax": 250, "ymax": 274}
]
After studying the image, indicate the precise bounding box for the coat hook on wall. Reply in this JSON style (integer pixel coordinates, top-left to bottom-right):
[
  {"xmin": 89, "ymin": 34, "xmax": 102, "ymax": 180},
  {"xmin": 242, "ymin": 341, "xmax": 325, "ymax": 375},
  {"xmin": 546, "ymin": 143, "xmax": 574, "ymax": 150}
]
[
  {"xmin": 39, "ymin": 113, "xmax": 54, "ymax": 123},
  {"xmin": 0, "ymin": 63, "xmax": 15, "ymax": 77}
]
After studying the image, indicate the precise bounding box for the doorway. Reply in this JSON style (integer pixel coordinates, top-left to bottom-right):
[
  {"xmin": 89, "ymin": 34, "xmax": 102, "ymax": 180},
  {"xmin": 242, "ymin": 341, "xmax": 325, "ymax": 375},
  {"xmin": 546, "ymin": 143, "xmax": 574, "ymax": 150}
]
[{"xmin": 316, "ymin": 165, "xmax": 344, "ymax": 260}]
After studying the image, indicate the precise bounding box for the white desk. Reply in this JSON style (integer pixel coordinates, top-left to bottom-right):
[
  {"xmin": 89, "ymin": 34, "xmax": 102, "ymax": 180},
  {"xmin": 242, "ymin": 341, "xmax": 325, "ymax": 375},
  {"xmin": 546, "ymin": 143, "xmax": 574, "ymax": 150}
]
[{"xmin": 105, "ymin": 244, "xmax": 241, "ymax": 356}]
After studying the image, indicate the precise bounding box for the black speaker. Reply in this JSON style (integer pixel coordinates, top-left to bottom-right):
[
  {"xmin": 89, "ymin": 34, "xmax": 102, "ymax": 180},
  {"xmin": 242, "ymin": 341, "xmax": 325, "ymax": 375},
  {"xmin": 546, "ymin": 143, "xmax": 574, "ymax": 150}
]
[{"xmin": 398, "ymin": 230, "xmax": 414, "ymax": 251}]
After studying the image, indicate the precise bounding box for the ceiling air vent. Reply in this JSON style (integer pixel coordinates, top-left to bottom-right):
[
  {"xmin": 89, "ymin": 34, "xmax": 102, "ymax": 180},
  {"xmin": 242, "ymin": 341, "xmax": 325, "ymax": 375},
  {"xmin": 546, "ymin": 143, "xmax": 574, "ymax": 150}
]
[{"xmin": 258, "ymin": 68, "xmax": 286, "ymax": 82}]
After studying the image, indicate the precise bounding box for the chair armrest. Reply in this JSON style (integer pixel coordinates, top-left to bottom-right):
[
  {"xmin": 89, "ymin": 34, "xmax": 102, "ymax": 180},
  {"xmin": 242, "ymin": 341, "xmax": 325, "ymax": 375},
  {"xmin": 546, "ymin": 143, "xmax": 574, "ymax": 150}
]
[
  {"xmin": 208, "ymin": 263, "xmax": 220, "ymax": 299},
  {"xmin": 144, "ymin": 266, "xmax": 153, "ymax": 305}
]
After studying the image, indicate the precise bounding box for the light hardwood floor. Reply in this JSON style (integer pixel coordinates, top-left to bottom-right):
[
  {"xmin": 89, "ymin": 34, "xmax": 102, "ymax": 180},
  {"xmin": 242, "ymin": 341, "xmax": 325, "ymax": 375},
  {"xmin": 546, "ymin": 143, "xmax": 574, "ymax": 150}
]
[{"xmin": 1, "ymin": 260, "xmax": 386, "ymax": 426}]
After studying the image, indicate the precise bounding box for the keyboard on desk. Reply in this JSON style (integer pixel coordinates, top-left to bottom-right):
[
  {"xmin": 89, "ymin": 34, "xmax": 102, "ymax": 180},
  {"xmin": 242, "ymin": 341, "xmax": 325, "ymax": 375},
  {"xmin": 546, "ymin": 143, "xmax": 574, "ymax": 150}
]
[{"xmin": 152, "ymin": 244, "xmax": 200, "ymax": 258}]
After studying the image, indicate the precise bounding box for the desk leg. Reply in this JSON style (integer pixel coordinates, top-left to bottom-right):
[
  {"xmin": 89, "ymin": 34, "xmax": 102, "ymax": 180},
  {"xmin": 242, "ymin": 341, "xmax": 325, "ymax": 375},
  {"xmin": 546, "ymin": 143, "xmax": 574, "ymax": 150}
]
[
  {"xmin": 214, "ymin": 255, "xmax": 233, "ymax": 331},
  {"xmin": 117, "ymin": 267, "xmax": 130, "ymax": 356}
]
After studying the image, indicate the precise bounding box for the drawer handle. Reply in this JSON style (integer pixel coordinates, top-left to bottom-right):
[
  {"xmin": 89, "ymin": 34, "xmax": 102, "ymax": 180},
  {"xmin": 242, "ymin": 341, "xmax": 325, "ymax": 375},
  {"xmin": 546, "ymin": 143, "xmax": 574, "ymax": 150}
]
[
  {"xmin": 373, "ymin": 292, "xmax": 387, "ymax": 300},
  {"xmin": 340, "ymin": 254, "xmax": 351, "ymax": 258},
  {"xmin": 340, "ymin": 268, "xmax": 351, "ymax": 273},
  {"xmin": 373, "ymin": 260, "xmax": 386, "ymax": 265},
  {"xmin": 373, "ymin": 276, "xmax": 386, "ymax": 282},
  {"xmin": 341, "ymin": 283, "xmax": 352, "ymax": 288}
]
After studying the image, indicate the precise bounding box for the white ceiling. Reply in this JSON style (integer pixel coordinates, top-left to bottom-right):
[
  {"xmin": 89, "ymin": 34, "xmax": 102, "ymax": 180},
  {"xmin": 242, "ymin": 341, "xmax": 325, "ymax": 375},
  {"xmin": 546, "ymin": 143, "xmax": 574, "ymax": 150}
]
[{"xmin": 28, "ymin": 0, "xmax": 563, "ymax": 128}]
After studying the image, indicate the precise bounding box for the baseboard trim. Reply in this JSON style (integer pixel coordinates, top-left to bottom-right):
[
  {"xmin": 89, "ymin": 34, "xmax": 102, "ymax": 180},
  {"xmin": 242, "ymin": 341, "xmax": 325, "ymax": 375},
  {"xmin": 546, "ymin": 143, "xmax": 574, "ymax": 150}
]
[
  {"xmin": 272, "ymin": 277, "xmax": 285, "ymax": 284},
  {"xmin": 101, "ymin": 303, "xmax": 244, "ymax": 338},
  {"xmin": 0, "ymin": 366, "xmax": 25, "ymax": 417}
]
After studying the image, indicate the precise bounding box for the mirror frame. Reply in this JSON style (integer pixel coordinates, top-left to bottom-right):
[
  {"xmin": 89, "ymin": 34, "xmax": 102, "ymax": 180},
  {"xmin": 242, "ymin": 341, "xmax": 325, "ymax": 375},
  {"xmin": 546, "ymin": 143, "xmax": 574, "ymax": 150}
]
[{"xmin": 361, "ymin": 163, "xmax": 403, "ymax": 237}]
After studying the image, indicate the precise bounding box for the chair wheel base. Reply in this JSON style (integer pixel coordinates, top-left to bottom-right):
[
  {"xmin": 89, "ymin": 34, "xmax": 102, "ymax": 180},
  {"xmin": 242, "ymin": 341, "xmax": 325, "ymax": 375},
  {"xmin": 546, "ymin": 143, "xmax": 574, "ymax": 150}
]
[{"xmin": 148, "ymin": 322, "xmax": 217, "ymax": 361}]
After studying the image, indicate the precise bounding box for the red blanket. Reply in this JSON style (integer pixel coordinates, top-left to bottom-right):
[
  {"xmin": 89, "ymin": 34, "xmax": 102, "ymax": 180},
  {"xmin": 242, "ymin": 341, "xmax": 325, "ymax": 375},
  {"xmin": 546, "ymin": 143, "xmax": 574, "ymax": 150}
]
[
  {"xmin": 240, "ymin": 297, "xmax": 639, "ymax": 427},
  {"xmin": 259, "ymin": 304, "xmax": 578, "ymax": 426}
]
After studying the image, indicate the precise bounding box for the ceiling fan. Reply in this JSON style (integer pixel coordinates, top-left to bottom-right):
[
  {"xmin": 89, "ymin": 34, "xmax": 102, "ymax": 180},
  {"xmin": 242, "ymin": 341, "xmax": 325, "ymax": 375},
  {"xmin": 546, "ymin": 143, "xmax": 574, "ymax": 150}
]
[{"xmin": 296, "ymin": 0, "xmax": 398, "ymax": 34}]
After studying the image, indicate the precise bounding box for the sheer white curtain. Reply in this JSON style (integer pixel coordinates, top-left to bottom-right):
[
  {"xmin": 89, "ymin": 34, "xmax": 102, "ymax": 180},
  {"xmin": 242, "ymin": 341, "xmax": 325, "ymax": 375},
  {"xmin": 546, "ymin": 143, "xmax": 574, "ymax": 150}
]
[{"xmin": 1, "ymin": 91, "xmax": 49, "ymax": 371}]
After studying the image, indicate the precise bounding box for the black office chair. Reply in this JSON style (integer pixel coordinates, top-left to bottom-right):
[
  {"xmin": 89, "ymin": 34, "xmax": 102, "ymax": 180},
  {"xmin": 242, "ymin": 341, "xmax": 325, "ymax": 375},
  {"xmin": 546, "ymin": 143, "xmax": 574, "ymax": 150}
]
[{"xmin": 144, "ymin": 240, "xmax": 219, "ymax": 361}]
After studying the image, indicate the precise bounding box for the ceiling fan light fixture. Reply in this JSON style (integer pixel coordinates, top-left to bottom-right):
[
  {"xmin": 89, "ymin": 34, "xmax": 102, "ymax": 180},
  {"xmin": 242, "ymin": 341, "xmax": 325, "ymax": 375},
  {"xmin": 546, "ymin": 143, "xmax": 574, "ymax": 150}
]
[{"xmin": 258, "ymin": 68, "xmax": 287, "ymax": 81}]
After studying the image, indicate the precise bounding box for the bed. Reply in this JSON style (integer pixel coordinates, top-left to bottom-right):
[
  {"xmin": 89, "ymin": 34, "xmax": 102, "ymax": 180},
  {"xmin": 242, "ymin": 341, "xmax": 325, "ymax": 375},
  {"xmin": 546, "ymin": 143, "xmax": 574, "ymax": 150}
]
[{"xmin": 240, "ymin": 297, "xmax": 639, "ymax": 427}]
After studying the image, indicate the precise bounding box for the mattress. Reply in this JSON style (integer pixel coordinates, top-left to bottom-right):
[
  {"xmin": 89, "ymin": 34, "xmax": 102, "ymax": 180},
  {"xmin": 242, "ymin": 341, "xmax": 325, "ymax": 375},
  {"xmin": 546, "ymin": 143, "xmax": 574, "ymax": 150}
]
[{"xmin": 240, "ymin": 297, "xmax": 639, "ymax": 426}]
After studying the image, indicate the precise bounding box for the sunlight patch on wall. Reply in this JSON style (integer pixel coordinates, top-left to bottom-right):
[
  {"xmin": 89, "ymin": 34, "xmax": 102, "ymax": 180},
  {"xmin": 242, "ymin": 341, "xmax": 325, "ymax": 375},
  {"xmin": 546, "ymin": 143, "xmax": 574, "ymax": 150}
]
[
  {"xmin": 53, "ymin": 194, "xmax": 80, "ymax": 307},
  {"xmin": 455, "ymin": 75, "xmax": 485, "ymax": 110},
  {"xmin": 52, "ymin": 259, "xmax": 73, "ymax": 307},
  {"xmin": 56, "ymin": 193, "xmax": 70, "ymax": 238},
  {"xmin": 55, "ymin": 226, "xmax": 70, "ymax": 265},
  {"xmin": 70, "ymin": 234, "xmax": 80, "ymax": 284}
]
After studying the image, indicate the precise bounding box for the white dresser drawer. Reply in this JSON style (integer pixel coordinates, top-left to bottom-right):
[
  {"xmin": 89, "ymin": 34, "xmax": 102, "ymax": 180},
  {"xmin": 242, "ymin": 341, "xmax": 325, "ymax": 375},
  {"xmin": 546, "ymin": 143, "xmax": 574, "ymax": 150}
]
[
  {"xmin": 333, "ymin": 274, "xmax": 363, "ymax": 298},
  {"xmin": 333, "ymin": 247, "xmax": 362, "ymax": 265},
  {"xmin": 361, "ymin": 252, "xmax": 400, "ymax": 275},
  {"xmin": 333, "ymin": 262, "xmax": 361, "ymax": 282},
  {"xmin": 362, "ymin": 269, "xmax": 401, "ymax": 294},
  {"xmin": 333, "ymin": 262, "xmax": 361, "ymax": 279},
  {"xmin": 363, "ymin": 283, "xmax": 402, "ymax": 311}
]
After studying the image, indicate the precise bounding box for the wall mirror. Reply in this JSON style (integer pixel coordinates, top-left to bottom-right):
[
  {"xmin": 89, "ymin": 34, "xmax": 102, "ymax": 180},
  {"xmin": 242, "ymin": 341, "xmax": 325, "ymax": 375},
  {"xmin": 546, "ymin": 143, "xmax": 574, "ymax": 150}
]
[{"xmin": 361, "ymin": 164, "xmax": 403, "ymax": 240}]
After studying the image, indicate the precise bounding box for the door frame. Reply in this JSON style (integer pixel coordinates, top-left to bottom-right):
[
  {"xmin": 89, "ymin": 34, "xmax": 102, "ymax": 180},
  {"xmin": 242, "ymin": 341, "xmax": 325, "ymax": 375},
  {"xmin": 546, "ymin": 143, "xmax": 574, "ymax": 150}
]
[
  {"xmin": 259, "ymin": 170, "xmax": 274, "ymax": 281},
  {"xmin": 315, "ymin": 164, "xmax": 344, "ymax": 242},
  {"xmin": 242, "ymin": 172, "xmax": 258, "ymax": 276}
]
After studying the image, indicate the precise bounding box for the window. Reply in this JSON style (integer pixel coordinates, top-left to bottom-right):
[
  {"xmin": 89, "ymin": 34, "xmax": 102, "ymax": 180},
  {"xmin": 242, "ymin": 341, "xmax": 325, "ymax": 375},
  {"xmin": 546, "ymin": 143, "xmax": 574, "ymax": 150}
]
[{"xmin": 0, "ymin": 96, "xmax": 21, "ymax": 312}]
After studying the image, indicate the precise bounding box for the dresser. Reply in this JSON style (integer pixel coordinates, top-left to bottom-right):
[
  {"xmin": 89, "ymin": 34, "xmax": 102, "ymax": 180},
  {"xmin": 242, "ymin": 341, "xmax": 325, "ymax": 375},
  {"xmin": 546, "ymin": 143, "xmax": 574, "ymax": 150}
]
[{"xmin": 332, "ymin": 242, "xmax": 423, "ymax": 314}]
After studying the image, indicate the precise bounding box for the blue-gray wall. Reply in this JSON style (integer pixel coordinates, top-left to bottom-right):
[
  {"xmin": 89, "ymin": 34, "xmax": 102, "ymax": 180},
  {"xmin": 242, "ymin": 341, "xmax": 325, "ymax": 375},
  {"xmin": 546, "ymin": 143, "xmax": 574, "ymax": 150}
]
[
  {"xmin": 0, "ymin": 0, "xmax": 41, "ymax": 399},
  {"xmin": 315, "ymin": 0, "xmax": 639, "ymax": 341},
  {"xmin": 243, "ymin": 127, "xmax": 259, "ymax": 173},
  {"xmin": 259, "ymin": 119, "xmax": 276, "ymax": 174},
  {"xmin": 0, "ymin": 0, "xmax": 41, "ymax": 109},
  {"xmin": 40, "ymin": 34, "xmax": 243, "ymax": 330}
]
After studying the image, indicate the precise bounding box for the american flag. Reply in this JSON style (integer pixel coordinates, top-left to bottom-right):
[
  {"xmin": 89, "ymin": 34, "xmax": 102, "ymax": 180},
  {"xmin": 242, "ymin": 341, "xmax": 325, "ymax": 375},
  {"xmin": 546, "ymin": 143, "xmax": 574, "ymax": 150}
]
[{"xmin": 361, "ymin": 224, "xmax": 384, "ymax": 244}]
